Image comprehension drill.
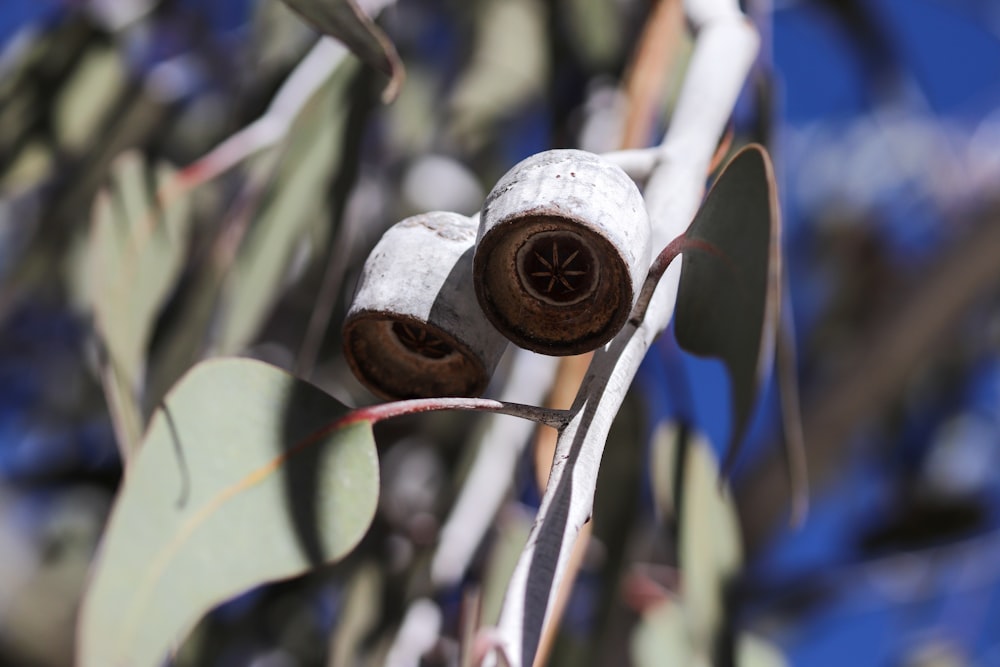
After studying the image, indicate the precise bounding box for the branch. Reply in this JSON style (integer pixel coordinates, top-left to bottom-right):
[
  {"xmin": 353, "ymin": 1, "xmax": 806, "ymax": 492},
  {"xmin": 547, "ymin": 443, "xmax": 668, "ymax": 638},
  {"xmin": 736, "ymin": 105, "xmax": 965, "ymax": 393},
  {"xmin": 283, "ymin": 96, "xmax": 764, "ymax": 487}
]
[
  {"xmin": 432, "ymin": 351, "xmax": 561, "ymax": 587},
  {"xmin": 346, "ymin": 396, "xmax": 570, "ymax": 431},
  {"xmin": 484, "ymin": 2, "xmax": 759, "ymax": 664},
  {"xmin": 167, "ymin": 38, "xmax": 349, "ymax": 197}
]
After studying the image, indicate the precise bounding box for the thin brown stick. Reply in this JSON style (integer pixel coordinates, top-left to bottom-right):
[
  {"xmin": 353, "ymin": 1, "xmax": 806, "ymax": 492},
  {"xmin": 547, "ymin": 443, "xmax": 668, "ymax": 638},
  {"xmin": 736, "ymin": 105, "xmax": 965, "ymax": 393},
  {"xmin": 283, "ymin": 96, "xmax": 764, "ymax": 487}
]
[{"xmin": 620, "ymin": 0, "xmax": 686, "ymax": 148}]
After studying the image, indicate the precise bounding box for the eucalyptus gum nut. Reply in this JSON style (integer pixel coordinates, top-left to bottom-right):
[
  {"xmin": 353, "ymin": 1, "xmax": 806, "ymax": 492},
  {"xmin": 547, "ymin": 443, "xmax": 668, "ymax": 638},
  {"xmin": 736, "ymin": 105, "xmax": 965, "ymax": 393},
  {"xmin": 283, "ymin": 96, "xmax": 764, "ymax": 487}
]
[
  {"xmin": 343, "ymin": 212, "xmax": 508, "ymax": 399},
  {"xmin": 475, "ymin": 149, "xmax": 651, "ymax": 355}
]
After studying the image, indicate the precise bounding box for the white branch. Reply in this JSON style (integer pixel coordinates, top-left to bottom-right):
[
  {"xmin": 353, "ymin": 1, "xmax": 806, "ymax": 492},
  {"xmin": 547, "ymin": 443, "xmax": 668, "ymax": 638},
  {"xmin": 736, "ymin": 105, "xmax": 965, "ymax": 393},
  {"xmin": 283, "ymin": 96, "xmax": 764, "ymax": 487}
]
[
  {"xmin": 384, "ymin": 598, "xmax": 443, "ymax": 667},
  {"xmin": 601, "ymin": 148, "xmax": 657, "ymax": 182},
  {"xmin": 432, "ymin": 350, "xmax": 561, "ymax": 587},
  {"xmin": 386, "ymin": 350, "xmax": 559, "ymax": 666},
  {"xmin": 485, "ymin": 4, "xmax": 759, "ymax": 665}
]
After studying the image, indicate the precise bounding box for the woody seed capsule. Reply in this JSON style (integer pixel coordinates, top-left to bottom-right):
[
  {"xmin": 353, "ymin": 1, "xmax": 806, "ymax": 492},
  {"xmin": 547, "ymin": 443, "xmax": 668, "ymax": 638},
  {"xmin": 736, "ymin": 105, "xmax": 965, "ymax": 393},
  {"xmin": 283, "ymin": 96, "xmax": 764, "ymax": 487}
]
[
  {"xmin": 474, "ymin": 149, "xmax": 651, "ymax": 355},
  {"xmin": 343, "ymin": 212, "xmax": 508, "ymax": 399}
]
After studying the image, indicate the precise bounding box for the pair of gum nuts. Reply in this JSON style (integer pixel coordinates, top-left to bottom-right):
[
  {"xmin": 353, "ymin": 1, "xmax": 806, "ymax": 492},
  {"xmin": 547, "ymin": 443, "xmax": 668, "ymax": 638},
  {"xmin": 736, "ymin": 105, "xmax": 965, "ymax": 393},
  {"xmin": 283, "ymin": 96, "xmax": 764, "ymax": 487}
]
[{"xmin": 343, "ymin": 149, "xmax": 652, "ymax": 400}]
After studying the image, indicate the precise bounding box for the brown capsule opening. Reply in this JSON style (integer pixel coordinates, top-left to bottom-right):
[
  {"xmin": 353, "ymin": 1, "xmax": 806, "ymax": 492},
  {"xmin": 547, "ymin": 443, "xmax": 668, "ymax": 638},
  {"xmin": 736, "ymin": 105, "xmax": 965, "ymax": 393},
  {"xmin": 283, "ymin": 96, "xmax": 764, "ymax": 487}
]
[
  {"xmin": 391, "ymin": 321, "xmax": 456, "ymax": 360},
  {"xmin": 517, "ymin": 230, "xmax": 599, "ymax": 306},
  {"xmin": 475, "ymin": 216, "xmax": 632, "ymax": 355},
  {"xmin": 343, "ymin": 313, "xmax": 487, "ymax": 399}
]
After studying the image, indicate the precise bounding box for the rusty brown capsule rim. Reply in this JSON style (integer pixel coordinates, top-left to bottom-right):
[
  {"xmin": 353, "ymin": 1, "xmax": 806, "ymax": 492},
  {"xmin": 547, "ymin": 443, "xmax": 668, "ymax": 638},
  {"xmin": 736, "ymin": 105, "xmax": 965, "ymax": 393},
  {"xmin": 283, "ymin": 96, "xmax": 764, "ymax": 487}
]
[
  {"xmin": 475, "ymin": 216, "xmax": 633, "ymax": 355},
  {"xmin": 342, "ymin": 211, "xmax": 508, "ymax": 400},
  {"xmin": 343, "ymin": 311, "xmax": 492, "ymax": 400},
  {"xmin": 474, "ymin": 149, "xmax": 651, "ymax": 355}
]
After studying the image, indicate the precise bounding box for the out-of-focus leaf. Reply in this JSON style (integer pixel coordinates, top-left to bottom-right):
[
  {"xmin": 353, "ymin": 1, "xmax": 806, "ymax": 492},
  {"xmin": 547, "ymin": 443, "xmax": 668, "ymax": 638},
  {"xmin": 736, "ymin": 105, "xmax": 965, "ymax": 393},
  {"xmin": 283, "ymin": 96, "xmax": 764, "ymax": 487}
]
[
  {"xmin": 100, "ymin": 359, "xmax": 145, "ymax": 461},
  {"xmin": 86, "ymin": 152, "xmax": 193, "ymax": 455},
  {"xmin": 1, "ymin": 22, "xmax": 110, "ymax": 186},
  {"xmin": 632, "ymin": 584, "xmax": 787, "ymax": 667},
  {"xmin": 448, "ymin": 0, "xmax": 549, "ymax": 149},
  {"xmin": 674, "ymin": 144, "xmax": 780, "ymax": 471},
  {"xmin": 253, "ymin": 0, "xmax": 317, "ymax": 75},
  {"xmin": 54, "ymin": 45, "xmax": 125, "ymax": 152},
  {"xmin": 0, "ymin": 488, "xmax": 110, "ymax": 667},
  {"xmin": 738, "ymin": 633, "xmax": 789, "ymax": 667},
  {"xmin": 329, "ymin": 563, "xmax": 383, "ymax": 667},
  {"xmin": 631, "ymin": 598, "xmax": 703, "ymax": 667},
  {"xmin": 481, "ymin": 506, "xmax": 533, "ymax": 625},
  {"xmin": 88, "ymin": 153, "xmax": 192, "ymax": 386},
  {"xmin": 279, "ymin": 0, "xmax": 403, "ymax": 101},
  {"xmin": 1, "ymin": 141, "xmax": 53, "ymax": 191},
  {"xmin": 561, "ymin": 0, "xmax": 623, "ymax": 69},
  {"xmin": 679, "ymin": 431, "xmax": 742, "ymax": 650},
  {"xmin": 649, "ymin": 420, "xmax": 681, "ymax": 519},
  {"xmin": 77, "ymin": 358, "xmax": 380, "ymax": 667},
  {"xmin": 213, "ymin": 59, "xmax": 357, "ymax": 355}
]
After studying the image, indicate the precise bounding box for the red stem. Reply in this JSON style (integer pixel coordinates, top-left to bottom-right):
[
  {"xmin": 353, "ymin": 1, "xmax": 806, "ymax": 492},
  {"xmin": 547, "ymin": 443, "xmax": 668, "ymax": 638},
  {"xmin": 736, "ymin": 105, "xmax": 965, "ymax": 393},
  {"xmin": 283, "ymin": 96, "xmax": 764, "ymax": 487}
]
[
  {"xmin": 629, "ymin": 234, "xmax": 733, "ymax": 327},
  {"xmin": 337, "ymin": 397, "xmax": 570, "ymax": 430}
]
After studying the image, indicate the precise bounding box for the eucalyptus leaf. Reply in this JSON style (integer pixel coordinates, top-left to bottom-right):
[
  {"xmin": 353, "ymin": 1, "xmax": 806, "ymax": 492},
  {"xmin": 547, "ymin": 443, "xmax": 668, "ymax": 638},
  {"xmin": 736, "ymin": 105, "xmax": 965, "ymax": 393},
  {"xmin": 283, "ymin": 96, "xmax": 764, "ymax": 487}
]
[
  {"xmin": 280, "ymin": 0, "xmax": 404, "ymax": 101},
  {"xmin": 329, "ymin": 563, "xmax": 383, "ymax": 667},
  {"xmin": 739, "ymin": 633, "xmax": 789, "ymax": 667},
  {"xmin": 87, "ymin": 152, "xmax": 193, "ymax": 456},
  {"xmin": 481, "ymin": 506, "xmax": 533, "ymax": 626},
  {"xmin": 448, "ymin": 0, "xmax": 549, "ymax": 149},
  {"xmin": 631, "ymin": 599, "xmax": 703, "ymax": 667},
  {"xmin": 679, "ymin": 430, "xmax": 742, "ymax": 650},
  {"xmin": 633, "ymin": 599, "xmax": 788, "ymax": 667},
  {"xmin": 674, "ymin": 144, "xmax": 780, "ymax": 472},
  {"xmin": 561, "ymin": 0, "xmax": 623, "ymax": 68},
  {"xmin": 88, "ymin": 153, "xmax": 192, "ymax": 388},
  {"xmin": 100, "ymin": 359, "xmax": 145, "ymax": 460},
  {"xmin": 77, "ymin": 358, "xmax": 380, "ymax": 667},
  {"xmin": 649, "ymin": 420, "xmax": 681, "ymax": 519},
  {"xmin": 54, "ymin": 44, "xmax": 125, "ymax": 152},
  {"xmin": 213, "ymin": 59, "xmax": 356, "ymax": 355}
]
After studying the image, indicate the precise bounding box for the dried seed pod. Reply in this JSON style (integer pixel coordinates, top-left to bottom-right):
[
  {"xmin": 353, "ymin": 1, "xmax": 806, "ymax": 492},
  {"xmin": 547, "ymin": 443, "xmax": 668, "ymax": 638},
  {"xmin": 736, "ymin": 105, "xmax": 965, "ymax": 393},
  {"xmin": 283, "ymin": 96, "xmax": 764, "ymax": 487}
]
[
  {"xmin": 474, "ymin": 149, "xmax": 651, "ymax": 355},
  {"xmin": 343, "ymin": 212, "xmax": 508, "ymax": 400}
]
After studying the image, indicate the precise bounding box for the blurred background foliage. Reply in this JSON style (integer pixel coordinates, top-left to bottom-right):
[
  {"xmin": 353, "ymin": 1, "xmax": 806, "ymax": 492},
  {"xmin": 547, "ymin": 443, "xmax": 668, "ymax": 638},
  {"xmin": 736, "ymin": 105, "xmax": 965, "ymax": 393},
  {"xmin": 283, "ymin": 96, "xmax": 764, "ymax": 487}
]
[{"xmin": 1, "ymin": 0, "xmax": 1000, "ymax": 665}]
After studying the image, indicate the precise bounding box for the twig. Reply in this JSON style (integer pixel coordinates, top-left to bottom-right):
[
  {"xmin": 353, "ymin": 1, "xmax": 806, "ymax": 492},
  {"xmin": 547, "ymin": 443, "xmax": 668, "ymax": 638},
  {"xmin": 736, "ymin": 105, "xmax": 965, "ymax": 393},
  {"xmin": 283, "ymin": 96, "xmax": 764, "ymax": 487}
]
[
  {"xmin": 484, "ymin": 1, "xmax": 759, "ymax": 663},
  {"xmin": 346, "ymin": 396, "xmax": 570, "ymax": 431},
  {"xmin": 601, "ymin": 148, "xmax": 659, "ymax": 181},
  {"xmin": 386, "ymin": 351, "xmax": 559, "ymax": 666},
  {"xmin": 165, "ymin": 38, "xmax": 349, "ymax": 199},
  {"xmin": 432, "ymin": 351, "xmax": 561, "ymax": 587},
  {"xmin": 620, "ymin": 0, "xmax": 685, "ymax": 148},
  {"xmin": 527, "ymin": 7, "xmax": 690, "ymax": 659},
  {"xmin": 384, "ymin": 599, "xmax": 442, "ymax": 667}
]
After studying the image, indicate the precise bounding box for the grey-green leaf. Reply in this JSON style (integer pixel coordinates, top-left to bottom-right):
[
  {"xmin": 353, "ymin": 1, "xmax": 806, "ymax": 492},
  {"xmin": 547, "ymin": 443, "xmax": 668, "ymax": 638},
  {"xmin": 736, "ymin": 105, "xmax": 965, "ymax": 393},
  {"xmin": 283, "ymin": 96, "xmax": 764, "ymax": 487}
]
[
  {"xmin": 674, "ymin": 143, "xmax": 781, "ymax": 472},
  {"xmin": 280, "ymin": 0, "xmax": 404, "ymax": 101},
  {"xmin": 86, "ymin": 152, "xmax": 194, "ymax": 457},
  {"xmin": 77, "ymin": 358, "xmax": 380, "ymax": 667},
  {"xmin": 481, "ymin": 506, "xmax": 533, "ymax": 626},
  {"xmin": 632, "ymin": 584, "xmax": 787, "ymax": 667},
  {"xmin": 88, "ymin": 153, "xmax": 192, "ymax": 393},
  {"xmin": 447, "ymin": 0, "xmax": 549, "ymax": 148},
  {"xmin": 631, "ymin": 598, "xmax": 702, "ymax": 667},
  {"xmin": 213, "ymin": 58, "xmax": 356, "ymax": 356},
  {"xmin": 738, "ymin": 633, "xmax": 789, "ymax": 667},
  {"xmin": 679, "ymin": 431, "xmax": 742, "ymax": 650},
  {"xmin": 649, "ymin": 420, "xmax": 681, "ymax": 519}
]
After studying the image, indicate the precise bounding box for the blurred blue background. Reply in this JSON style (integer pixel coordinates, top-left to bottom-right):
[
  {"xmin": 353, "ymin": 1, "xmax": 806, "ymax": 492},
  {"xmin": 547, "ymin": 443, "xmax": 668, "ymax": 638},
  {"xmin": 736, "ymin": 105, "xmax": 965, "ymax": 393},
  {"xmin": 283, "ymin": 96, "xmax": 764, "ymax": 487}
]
[{"xmin": 2, "ymin": 0, "xmax": 1000, "ymax": 665}]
